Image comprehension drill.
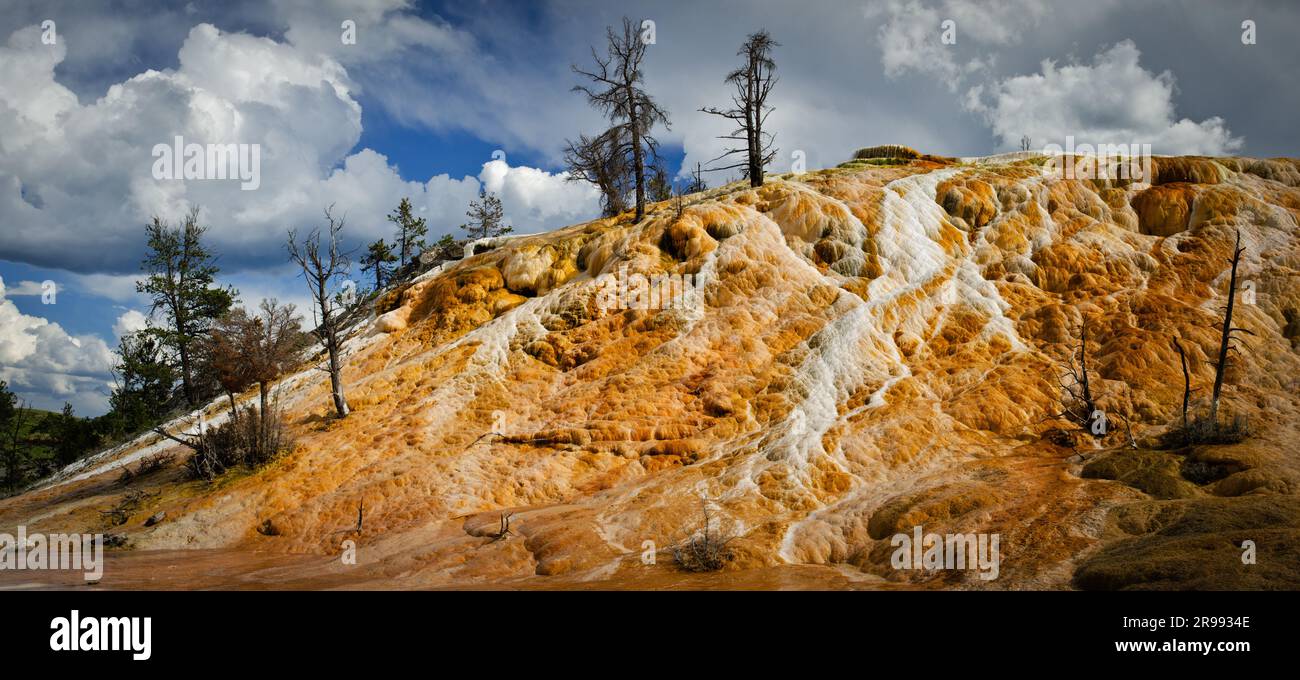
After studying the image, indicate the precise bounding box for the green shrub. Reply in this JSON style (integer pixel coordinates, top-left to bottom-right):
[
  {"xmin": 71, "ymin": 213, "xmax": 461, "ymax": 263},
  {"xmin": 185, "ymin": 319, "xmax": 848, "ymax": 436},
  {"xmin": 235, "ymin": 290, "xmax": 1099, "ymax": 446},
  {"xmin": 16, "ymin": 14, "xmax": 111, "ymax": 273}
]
[{"xmin": 184, "ymin": 405, "xmax": 292, "ymax": 481}]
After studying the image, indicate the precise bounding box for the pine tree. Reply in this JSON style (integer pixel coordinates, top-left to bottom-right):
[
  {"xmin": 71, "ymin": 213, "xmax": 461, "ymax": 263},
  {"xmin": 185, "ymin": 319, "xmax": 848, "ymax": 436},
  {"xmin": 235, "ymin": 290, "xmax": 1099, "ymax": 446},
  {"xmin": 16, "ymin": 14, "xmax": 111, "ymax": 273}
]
[
  {"xmin": 648, "ymin": 161, "xmax": 673, "ymax": 202},
  {"xmin": 136, "ymin": 207, "xmax": 236, "ymax": 407},
  {"xmin": 461, "ymin": 188, "xmax": 512, "ymax": 240},
  {"xmin": 360, "ymin": 238, "xmax": 398, "ymax": 290},
  {"xmin": 0, "ymin": 379, "xmax": 14, "ymax": 428},
  {"xmin": 47, "ymin": 403, "xmax": 96, "ymax": 467},
  {"xmin": 387, "ymin": 198, "xmax": 428, "ymax": 267},
  {"xmin": 109, "ymin": 330, "xmax": 177, "ymax": 434},
  {"xmin": 3, "ymin": 396, "xmax": 30, "ymax": 489}
]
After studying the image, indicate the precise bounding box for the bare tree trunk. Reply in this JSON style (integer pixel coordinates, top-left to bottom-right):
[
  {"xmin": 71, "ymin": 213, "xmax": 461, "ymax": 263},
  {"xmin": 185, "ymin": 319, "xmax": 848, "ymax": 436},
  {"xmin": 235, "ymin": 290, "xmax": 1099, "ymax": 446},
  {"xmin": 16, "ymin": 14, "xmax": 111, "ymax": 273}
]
[
  {"xmin": 747, "ymin": 59, "xmax": 760, "ymax": 187},
  {"xmin": 628, "ymin": 88, "xmax": 645, "ymax": 220},
  {"xmin": 178, "ymin": 335, "xmax": 194, "ymax": 406},
  {"xmin": 288, "ymin": 206, "xmax": 352, "ymax": 420},
  {"xmin": 1210, "ymin": 231, "xmax": 1245, "ymax": 424},
  {"xmin": 258, "ymin": 381, "xmax": 269, "ymax": 450},
  {"xmin": 1173, "ymin": 337, "xmax": 1191, "ymax": 434},
  {"xmin": 1079, "ymin": 322, "xmax": 1094, "ymax": 408},
  {"xmin": 700, "ymin": 31, "xmax": 778, "ymax": 189},
  {"xmin": 327, "ymin": 325, "xmax": 349, "ymax": 418}
]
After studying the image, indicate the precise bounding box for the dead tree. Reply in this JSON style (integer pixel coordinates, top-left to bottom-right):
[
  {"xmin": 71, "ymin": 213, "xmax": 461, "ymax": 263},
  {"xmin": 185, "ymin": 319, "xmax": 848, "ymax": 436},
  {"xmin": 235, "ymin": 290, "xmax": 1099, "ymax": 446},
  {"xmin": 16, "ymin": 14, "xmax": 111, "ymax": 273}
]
[
  {"xmin": 1209, "ymin": 230, "xmax": 1253, "ymax": 424},
  {"xmin": 671, "ymin": 496, "xmax": 735, "ymax": 572},
  {"xmin": 99, "ymin": 490, "xmax": 157, "ymax": 527},
  {"xmin": 153, "ymin": 420, "xmax": 220, "ymax": 480},
  {"xmin": 488, "ymin": 511, "xmax": 514, "ymax": 542},
  {"xmin": 700, "ymin": 30, "xmax": 779, "ymax": 187},
  {"xmin": 287, "ymin": 206, "xmax": 352, "ymax": 419},
  {"xmin": 1119, "ymin": 412, "xmax": 1137, "ymax": 449},
  {"xmin": 1056, "ymin": 320, "xmax": 1101, "ymax": 434},
  {"xmin": 1117, "ymin": 386, "xmax": 1138, "ymax": 449},
  {"xmin": 564, "ymin": 130, "xmax": 632, "ymax": 217},
  {"xmin": 571, "ymin": 17, "xmax": 671, "ymax": 221},
  {"xmin": 685, "ymin": 162, "xmax": 707, "ymax": 194},
  {"xmin": 328, "ymin": 500, "xmax": 365, "ymax": 536},
  {"xmin": 1173, "ymin": 336, "xmax": 1192, "ymax": 434},
  {"xmin": 208, "ymin": 307, "xmax": 255, "ymax": 427}
]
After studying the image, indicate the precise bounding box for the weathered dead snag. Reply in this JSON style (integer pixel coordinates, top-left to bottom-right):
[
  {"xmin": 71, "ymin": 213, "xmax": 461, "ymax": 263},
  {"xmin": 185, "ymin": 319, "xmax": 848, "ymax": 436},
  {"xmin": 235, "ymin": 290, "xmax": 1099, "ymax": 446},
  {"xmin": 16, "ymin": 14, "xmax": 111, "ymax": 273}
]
[
  {"xmin": 99, "ymin": 489, "xmax": 159, "ymax": 527},
  {"xmin": 487, "ymin": 511, "xmax": 514, "ymax": 542},
  {"xmin": 1054, "ymin": 320, "xmax": 1103, "ymax": 435},
  {"xmin": 1173, "ymin": 336, "xmax": 1193, "ymax": 435},
  {"xmin": 671, "ymin": 496, "xmax": 735, "ymax": 572},
  {"xmin": 1209, "ymin": 229, "xmax": 1254, "ymax": 425},
  {"xmin": 1164, "ymin": 232, "xmax": 1255, "ymax": 446}
]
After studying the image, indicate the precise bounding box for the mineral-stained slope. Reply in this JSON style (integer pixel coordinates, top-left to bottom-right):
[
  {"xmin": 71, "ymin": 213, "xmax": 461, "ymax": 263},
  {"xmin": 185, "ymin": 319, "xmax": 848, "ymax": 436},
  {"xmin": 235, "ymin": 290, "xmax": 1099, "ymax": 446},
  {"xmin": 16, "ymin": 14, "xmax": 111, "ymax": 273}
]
[{"xmin": 5, "ymin": 154, "xmax": 1300, "ymax": 589}]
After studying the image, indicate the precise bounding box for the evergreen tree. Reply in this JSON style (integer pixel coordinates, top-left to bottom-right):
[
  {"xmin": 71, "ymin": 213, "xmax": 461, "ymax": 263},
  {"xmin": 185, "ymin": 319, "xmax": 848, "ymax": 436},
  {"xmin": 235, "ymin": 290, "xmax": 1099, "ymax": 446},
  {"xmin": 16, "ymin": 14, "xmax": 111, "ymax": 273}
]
[
  {"xmin": 109, "ymin": 330, "xmax": 178, "ymax": 434},
  {"xmin": 387, "ymin": 198, "xmax": 428, "ymax": 267},
  {"xmin": 3, "ymin": 395, "xmax": 30, "ymax": 489},
  {"xmin": 360, "ymin": 238, "xmax": 398, "ymax": 290},
  {"xmin": 648, "ymin": 161, "xmax": 673, "ymax": 202},
  {"xmin": 0, "ymin": 379, "xmax": 14, "ymax": 428},
  {"xmin": 136, "ymin": 207, "xmax": 235, "ymax": 407},
  {"xmin": 45, "ymin": 403, "xmax": 97, "ymax": 467},
  {"xmin": 460, "ymin": 188, "xmax": 512, "ymax": 240}
]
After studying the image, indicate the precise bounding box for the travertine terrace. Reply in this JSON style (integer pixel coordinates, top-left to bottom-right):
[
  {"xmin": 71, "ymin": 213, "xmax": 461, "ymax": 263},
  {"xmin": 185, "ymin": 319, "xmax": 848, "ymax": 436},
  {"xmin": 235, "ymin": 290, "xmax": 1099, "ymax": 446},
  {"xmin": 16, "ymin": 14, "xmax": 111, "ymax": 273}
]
[{"xmin": 5, "ymin": 152, "xmax": 1300, "ymax": 590}]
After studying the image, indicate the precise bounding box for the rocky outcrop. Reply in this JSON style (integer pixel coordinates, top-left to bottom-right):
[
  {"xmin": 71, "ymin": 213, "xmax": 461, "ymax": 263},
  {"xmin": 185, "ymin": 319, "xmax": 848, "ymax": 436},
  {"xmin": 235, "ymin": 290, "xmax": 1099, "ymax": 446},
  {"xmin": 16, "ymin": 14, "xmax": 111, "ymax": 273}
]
[{"xmin": 5, "ymin": 152, "xmax": 1300, "ymax": 590}]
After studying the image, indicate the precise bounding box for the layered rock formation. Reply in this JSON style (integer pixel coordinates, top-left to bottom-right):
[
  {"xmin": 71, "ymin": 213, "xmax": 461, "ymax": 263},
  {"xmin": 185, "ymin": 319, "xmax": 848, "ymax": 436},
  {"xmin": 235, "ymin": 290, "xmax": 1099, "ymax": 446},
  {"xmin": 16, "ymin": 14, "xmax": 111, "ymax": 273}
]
[{"xmin": 5, "ymin": 152, "xmax": 1300, "ymax": 589}]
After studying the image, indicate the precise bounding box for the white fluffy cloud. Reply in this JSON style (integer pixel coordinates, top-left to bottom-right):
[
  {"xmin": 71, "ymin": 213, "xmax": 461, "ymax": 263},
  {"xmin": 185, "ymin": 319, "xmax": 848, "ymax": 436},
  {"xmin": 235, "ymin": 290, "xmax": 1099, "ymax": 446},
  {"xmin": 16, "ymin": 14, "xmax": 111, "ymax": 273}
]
[
  {"xmin": 112, "ymin": 309, "xmax": 148, "ymax": 339},
  {"xmin": 0, "ymin": 22, "xmax": 359, "ymax": 271},
  {"xmin": 867, "ymin": 0, "xmax": 1050, "ymax": 91},
  {"xmin": 0, "ymin": 14, "xmax": 602, "ymax": 414},
  {"xmin": 966, "ymin": 40, "xmax": 1242, "ymax": 154},
  {"xmin": 0, "ymin": 21, "xmax": 600, "ymax": 274},
  {"xmin": 480, "ymin": 160, "xmax": 601, "ymax": 230},
  {"xmin": 72, "ymin": 273, "xmax": 147, "ymax": 304},
  {"xmin": 0, "ymin": 279, "xmax": 53, "ymax": 297},
  {"xmin": 0, "ymin": 276, "xmax": 115, "ymax": 414}
]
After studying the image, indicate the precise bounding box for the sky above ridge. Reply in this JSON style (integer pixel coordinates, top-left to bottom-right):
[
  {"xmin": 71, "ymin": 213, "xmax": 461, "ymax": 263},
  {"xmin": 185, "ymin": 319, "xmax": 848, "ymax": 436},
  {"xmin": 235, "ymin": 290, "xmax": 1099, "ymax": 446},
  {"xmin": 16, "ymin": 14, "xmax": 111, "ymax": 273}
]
[{"xmin": 1, "ymin": 0, "xmax": 1296, "ymax": 415}]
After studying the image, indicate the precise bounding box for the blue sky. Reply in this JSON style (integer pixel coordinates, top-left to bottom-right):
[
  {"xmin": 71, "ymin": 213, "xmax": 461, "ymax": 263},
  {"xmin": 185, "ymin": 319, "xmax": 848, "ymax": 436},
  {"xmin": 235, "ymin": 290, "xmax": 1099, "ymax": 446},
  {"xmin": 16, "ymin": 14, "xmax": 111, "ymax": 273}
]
[{"xmin": 1, "ymin": 0, "xmax": 1297, "ymax": 415}]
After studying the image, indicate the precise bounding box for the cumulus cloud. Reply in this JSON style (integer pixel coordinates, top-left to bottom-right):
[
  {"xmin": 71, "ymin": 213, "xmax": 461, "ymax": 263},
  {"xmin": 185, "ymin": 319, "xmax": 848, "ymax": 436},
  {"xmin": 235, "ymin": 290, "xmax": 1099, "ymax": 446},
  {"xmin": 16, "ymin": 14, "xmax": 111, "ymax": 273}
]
[
  {"xmin": 867, "ymin": 0, "xmax": 1050, "ymax": 91},
  {"xmin": 0, "ymin": 276, "xmax": 115, "ymax": 414},
  {"xmin": 0, "ymin": 22, "xmax": 358, "ymax": 272},
  {"xmin": 0, "ymin": 20, "xmax": 601, "ymax": 276},
  {"xmin": 112, "ymin": 309, "xmax": 148, "ymax": 339},
  {"xmin": 966, "ymin": 40, "xmax": 1243, "ymax": 154},
  {"xmin": 479, "ymin": 160, "xmax": 601, "ymax": 230},
  {"xmin": 269, "ymin": 0, "xmax": 603, "ymax": 162}
]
